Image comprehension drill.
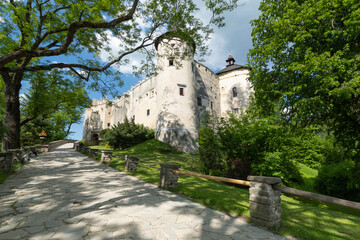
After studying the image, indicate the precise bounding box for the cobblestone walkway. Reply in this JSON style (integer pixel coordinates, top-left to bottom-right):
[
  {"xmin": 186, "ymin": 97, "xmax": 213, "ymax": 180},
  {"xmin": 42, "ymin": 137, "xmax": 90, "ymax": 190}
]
[{"xmin": 0, "ymin": 144, "xmax": 287, "ymax": 240}]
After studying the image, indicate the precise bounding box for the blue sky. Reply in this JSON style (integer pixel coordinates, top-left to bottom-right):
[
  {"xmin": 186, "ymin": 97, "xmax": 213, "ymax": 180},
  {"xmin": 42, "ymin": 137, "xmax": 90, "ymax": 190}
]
[{"xmin": 64, "ymin": 0, "xmax": 262, "ymax": 140}]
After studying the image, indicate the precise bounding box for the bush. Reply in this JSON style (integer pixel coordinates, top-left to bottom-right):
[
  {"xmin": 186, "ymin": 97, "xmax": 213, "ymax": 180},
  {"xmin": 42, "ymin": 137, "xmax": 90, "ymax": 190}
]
[
  {"xmin": 315, "ymin": 160, "xmax": 360, "ymax": 201},
  {"xmin": 198, "ymin": 113, "xmax": 225, "ymax": 176},
  {"xmin": 107, "ymin": 117, "xmax": 154, "ymax": 149},
  {"xmin": 314, "ymin": 143, "xmax": 360, "ymax": 201},
  {"xmin": 252, "ymin": 151, "xmax": 303, "ymax": 184}
]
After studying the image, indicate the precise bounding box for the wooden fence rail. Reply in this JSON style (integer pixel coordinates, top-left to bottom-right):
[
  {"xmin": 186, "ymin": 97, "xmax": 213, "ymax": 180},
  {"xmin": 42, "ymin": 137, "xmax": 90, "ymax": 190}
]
[
  {"xmin": 171, "ymin": 170, "xmax": 250, "ymax": 187},
  {"xmin": 274, "ymin": 185, "xmax": 360, "ymax": 210}
]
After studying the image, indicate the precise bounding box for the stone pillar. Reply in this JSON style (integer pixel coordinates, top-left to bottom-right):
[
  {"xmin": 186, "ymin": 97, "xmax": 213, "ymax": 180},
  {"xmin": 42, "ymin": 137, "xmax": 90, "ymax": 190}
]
[
  {"xmin": 0, "ymin": 152, "xmax": 13, "ymax": 173},
  {"xmin": 101, "ymin": 151, "xmax": 112, "ymax": 163},
  {"xmin": 247, "ymin": 176, "xmax": 282, "ymax": 230},
  {"xmin": 89, "ymin": 149, "xmax": 98, "ymax": 158},
  {"xmin": 160, "ymin": 164, "xmax": 181, "ymax": 189},
  {"xmin": 74, "ymin": 142, "xmax": 79, "ymax": 150},
  {"xmin": 124, "ymin": 155, "xmax": 139, "ymax": 172},
  {"xmin": 7, "ymin": 149, "xmax": 22, "ymax": 164},
  {"xmin": 83, "ymin": 147, "xmax": 90, "ymax": 154}
]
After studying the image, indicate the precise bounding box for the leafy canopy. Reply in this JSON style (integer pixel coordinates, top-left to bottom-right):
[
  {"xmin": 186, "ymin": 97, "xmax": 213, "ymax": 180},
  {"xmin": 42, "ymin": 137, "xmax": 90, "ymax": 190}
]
[{"xmin": 248, "ymin": 0, "xmax": 360, "ymax": 151}]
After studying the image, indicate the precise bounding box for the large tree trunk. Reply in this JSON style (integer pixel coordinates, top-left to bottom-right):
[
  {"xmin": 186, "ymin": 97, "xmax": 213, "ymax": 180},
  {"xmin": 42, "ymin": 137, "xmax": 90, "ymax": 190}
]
[{"xmin": 2, "ymin": 78, "xmax": 21, "ymax": 151}]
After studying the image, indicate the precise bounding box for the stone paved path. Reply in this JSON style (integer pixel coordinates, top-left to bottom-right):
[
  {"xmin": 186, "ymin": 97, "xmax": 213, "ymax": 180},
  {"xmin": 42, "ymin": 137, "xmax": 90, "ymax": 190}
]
[{"xmin": 0, "ymin": 143, "xmax": 287, "ymax": 240}]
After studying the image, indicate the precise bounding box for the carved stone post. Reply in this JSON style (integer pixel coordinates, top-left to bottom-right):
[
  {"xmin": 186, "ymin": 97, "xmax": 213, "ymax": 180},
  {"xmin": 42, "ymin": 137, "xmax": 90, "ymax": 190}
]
[
  {"xmin": 247, "ymin": 176, "xmax": 282, "ymax": 230},
  {"xmin": 124, "ymin": 155, "xmax": 139, "ymax": 172},
  {"xmin": 89, "ymin": 149, "xmax": 98, "ymax": 158},
  {"xmin": 74, "ymin": 142, "xmax": 79, "ymax": 150},
  {"xmin": 160, "ymin": 164, "xmax": 181, "ymax": 189},
  {"xmin": 101, "ymin": 151, "xmax": 112, "ymax": 163},
  {"xmin": 0, "ymin": 152, "xmax": 13, "ymax": 173},
  {"xmin": 83, "ymin": 147, "xmax": 89, "ymax": 154},
  {"xmin": 7, "ymin": 149, "xmax": 22, "ymax": 164}
]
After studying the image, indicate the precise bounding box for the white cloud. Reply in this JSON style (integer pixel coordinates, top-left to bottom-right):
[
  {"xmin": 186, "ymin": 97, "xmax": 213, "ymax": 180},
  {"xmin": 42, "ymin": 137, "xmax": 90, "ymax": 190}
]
[{"xmin": 201, "ymin": 0, "xmax": 262, "ymax": 72}]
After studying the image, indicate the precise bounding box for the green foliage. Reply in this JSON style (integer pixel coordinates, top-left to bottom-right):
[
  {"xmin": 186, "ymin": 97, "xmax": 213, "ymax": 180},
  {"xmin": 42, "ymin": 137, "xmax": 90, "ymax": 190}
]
[
  {"xmin": 99, "ymin": 129, "xmax": 112, "ymax": 146},
  {"xmin": 199, "ymin": 112, "xmax": 306, "ymax": 183},
  {"xmin": 107, "ymin": 117, "xmax": 154, "ymax": 149},
  {"xmin": 20, "ymin": 70, "xmax": 91, "ymax": 146},
  {"xmin": 198, "ymin": 113, "xmax": 224, "ymax": 175},
  {"xmin": 249, "ymin": 0, "xmax": 360, "ymax": 199}
]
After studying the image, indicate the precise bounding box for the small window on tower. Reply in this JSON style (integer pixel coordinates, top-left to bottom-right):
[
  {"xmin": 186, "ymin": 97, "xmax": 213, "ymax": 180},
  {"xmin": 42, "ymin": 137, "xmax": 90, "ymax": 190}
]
[
  {"xmin": 169, "ymin": 59, "xmax": 174, "ymax": 66},
  {"xmin": 232, "ymin": 87, "xmax": 238, "ymax": 98},
  {"xmin": 147, "ymin": 109, "xmax": 150, "ymax": 116},
  {"xmin": 197, "ymin": 97, "xmax": 202, "ymax": 106},
  {"xmin": 179, "ymin": 88, "xmax": 184, "ymax": 96},
  {"xmin": 107, "ymin": 123, "xmax": 110, "ymax": 127}
]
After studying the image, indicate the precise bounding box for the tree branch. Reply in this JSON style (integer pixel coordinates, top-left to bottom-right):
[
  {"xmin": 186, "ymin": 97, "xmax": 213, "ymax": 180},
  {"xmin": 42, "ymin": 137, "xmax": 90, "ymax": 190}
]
[
  {"xmin": 2, "ymin": 40, "xmax": 154, "ymax": 73},
  {"xmin": 0, "ymin": 0, "xmax": 140, "ymax": 67}
]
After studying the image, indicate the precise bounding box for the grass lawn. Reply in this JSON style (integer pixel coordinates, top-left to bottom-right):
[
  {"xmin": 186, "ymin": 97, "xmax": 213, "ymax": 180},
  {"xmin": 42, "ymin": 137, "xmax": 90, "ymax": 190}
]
[
  {"xmin": 0, "ymin": 163, "xmax": 22, "ymax": 184},
  {"xmin": 90, "ymin": 139, "xmax": 360, "ymax": 240}
]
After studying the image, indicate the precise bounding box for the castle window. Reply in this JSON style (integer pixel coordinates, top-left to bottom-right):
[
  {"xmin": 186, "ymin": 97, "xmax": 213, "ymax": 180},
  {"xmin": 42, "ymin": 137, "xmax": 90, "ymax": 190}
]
[
  {"xmin": 211, "ymin": 101, "xmax": 213, "ymax": 110},
  {"xmin": 197, "ymin": 97, "xmax": 202, "ymax": 106},
  {"xmin": 169, "ymin": 58, "xmax": 174, "ymax": 66},
  {"xmin": 107, "ymin": 123, "xmax": 110, "ymax": 127},
  {"xmin": 179, "ymin": 87, "xmax": 184, "ymax": 96},
  {"xmin": 232, "ymin": 87, "xmax": 238, "ymax": 98},
  {"xmin": 147, "ymin": 109, "xmax": 150, "ymax": 116}
]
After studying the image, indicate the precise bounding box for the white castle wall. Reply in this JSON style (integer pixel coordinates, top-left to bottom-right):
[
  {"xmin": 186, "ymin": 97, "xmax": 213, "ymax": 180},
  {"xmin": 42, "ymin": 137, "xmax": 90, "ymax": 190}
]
[{"xmin": 218, "ymin": 68, "xmax": 252, "ymax": 116}]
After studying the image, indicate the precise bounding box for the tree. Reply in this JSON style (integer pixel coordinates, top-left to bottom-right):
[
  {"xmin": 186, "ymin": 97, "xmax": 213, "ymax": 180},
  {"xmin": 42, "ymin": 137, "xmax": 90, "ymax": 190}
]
[
  {"xmin": 20, "ymin": 70, "xmax": 91, "ymax": 145},
  {"xmin": 248, "ymin": 0, "xmax": 360, "ymax": 196},
  {"xmin": 0, "ymin": 0, "xmax": 238, "ymax": 150},
  {"xmin": 249, "ymin": 0, "xmax": 360, "ymax": 150}
]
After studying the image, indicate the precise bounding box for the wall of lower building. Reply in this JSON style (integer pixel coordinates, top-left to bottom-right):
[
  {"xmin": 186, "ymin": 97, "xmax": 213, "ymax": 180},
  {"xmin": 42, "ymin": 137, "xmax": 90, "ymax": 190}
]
[{"xmin": 218, "ymin": 68, "xmax": 252, "ymax": 116}]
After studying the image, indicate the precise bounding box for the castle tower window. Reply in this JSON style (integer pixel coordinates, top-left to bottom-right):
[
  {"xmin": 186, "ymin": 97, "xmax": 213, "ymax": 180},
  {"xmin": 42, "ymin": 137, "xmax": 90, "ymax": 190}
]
[
  {"xmin": 179, "ymin": 87, "xmax": 184, "ymax": 96},
  {"xmin": 232, "ymin": 87, "xmax": 238, "ymax": 98},
  {"xmin": 168, "ymin": 58, "xmax": 174, "ymax": 66},
  {"xmin": 147, "ymin": 109, "xmax": 150, "ymax": 116},
  {"xmin": 197, "ymin": 97, "xmax": 202, "ymax": 106},
  {"xmin": 107, "ymin": 123, "xmax": 110, "ymax": 127}
]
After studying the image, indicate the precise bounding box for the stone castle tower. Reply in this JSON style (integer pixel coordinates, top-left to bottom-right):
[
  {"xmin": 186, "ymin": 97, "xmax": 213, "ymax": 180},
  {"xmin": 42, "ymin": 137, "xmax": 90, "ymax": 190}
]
[{"xmin": 83, "ymin": 32, "xmax": 252, "ymax": 153}]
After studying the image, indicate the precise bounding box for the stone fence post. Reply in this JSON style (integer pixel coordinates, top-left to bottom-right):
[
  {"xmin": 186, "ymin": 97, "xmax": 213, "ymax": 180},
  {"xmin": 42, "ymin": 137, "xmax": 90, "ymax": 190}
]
[
  {"xmin": 89, "ymin": 149, "xmax": 98, "ymax": 158},
  {"xmin": 83, "ymin": 147, "xmax": 89, "ymax": 154},
  {"xmin": 160, "ymin": 164, "xmax": 181, "ymax": 189},
  {"xmin": 7, "ymin": 149, "xmax": 23, "ymax": 164},
  {"xmin": 247, "ymin": 176, "xmax": 282, "ymax": 230},
  {"xmin": 101, "ymin": 151, "xmax": 112, "ymax": 163},
  {"xmin": 124, "ymin": 155, "xmax": 139, "ymax": 172},
  {"xmin": 0, "ymin": 152, "xmax": 13, "ymax": 173},
  {"xmin": 74, "ymin": 142, "xmax": 80, "ymax": 151}
]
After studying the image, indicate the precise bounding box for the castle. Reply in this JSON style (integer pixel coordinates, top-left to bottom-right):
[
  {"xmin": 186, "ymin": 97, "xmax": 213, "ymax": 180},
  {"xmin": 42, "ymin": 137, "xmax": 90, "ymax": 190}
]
[{"xmin": 83, "ymin": 34, "xmax": 252, "ymax": 153}]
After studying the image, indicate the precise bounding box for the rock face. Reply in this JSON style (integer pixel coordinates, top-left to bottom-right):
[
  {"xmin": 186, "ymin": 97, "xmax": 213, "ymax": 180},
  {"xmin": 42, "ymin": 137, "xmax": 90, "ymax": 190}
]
[{"xmin": 83, "ymin": 36, "xmax": 252, "ymax": 153}]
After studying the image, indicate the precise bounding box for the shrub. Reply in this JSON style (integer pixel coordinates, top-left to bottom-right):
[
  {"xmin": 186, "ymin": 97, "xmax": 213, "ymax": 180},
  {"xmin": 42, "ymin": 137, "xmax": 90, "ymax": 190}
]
[
  {"xmin": 107, "ymin": 117, "xmax": 154, "ymax": 149},
  {"xmin": 198, "ymin": 113, "xmax": 225, "ymax": 176}
]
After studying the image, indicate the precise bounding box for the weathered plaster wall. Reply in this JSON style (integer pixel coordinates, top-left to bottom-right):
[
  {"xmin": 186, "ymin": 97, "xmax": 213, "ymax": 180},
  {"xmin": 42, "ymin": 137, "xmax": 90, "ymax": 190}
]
[{"xmin": 218, "ymin": 68, "xmax": 252, "ymax": 116}]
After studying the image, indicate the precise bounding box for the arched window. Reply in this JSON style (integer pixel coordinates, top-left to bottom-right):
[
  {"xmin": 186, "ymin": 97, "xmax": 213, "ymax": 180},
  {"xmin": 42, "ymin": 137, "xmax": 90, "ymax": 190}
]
[{"xmin": 232, "ymin": 87, "xmax": 237, "ymax": 98}]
